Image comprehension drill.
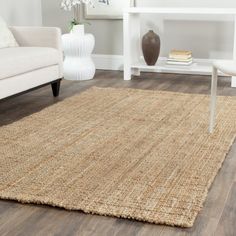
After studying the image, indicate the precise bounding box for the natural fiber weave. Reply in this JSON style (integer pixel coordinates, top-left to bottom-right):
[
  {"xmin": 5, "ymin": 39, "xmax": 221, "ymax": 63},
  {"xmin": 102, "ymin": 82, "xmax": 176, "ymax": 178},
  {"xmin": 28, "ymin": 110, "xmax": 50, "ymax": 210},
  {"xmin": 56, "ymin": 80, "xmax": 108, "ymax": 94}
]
[{"xmin": 0, "ymin": 87, "xmax": 236, "ymax": 227}]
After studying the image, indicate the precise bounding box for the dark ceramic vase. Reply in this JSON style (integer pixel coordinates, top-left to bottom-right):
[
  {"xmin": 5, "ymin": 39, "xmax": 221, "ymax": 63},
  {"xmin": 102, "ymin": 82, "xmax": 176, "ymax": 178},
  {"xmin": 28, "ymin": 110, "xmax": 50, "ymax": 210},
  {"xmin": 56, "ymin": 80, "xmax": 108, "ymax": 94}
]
[{"xmin": 142, "ymin": 30, "xmax": 161, "ymax": 66}]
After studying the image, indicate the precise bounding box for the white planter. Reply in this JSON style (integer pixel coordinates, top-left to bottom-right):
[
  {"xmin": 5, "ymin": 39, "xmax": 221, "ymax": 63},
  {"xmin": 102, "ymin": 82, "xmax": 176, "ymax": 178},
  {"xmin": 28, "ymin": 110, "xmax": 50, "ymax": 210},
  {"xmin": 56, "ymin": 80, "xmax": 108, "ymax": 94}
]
[
  {"xmin": 62, "ymin": 33, "xmax": 96, "ymax": 81},
  {"xmin": 70, "ymin": 24, "xmax": 84, "ymax": 36}
]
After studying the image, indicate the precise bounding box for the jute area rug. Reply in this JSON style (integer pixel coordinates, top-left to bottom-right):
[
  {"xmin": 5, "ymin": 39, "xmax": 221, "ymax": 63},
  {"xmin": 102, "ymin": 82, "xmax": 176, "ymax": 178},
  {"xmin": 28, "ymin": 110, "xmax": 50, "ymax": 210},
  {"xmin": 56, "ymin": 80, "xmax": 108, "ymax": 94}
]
[{"xmin": 0, "ymin": 87, "xmax": 236, "ymax": 228}]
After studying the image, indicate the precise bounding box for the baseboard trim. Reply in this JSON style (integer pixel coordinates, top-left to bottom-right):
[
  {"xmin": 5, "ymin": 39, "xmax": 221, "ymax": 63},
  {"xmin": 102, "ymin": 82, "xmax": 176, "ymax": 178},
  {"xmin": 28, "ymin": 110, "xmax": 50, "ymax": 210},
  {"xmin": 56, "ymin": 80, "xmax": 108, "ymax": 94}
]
[{"xmin": 92, "ymin": 54, "xmax": 123, "ymax": 71}]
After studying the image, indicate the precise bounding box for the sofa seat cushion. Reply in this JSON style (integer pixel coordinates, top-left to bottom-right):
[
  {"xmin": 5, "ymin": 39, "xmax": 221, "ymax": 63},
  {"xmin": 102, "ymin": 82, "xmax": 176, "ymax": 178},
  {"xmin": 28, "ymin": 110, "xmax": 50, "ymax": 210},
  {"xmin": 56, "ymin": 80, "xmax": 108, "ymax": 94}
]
[{"xmin": 0, "ymin": 47, "xmax": 61, "ymax": 80}]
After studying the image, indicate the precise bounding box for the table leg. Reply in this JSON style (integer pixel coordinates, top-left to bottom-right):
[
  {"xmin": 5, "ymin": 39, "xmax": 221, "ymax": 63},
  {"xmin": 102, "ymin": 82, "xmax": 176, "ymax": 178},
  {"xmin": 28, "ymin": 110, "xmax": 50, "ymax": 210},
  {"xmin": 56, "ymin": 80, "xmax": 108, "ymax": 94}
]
[
  {"xmin": 124, "ymin": 12, "xmax": 132, "ymax": 81},
  {"xmin": 231, "ymin": 15, "xmax": 236, "ymax": 87},
  {"xmin": 209, "ymin": 67, "xmax": 218, "ymax": 133},
  {"xmin": 124, "ymin": 13, "xmax": 141, "ymax": 81}
]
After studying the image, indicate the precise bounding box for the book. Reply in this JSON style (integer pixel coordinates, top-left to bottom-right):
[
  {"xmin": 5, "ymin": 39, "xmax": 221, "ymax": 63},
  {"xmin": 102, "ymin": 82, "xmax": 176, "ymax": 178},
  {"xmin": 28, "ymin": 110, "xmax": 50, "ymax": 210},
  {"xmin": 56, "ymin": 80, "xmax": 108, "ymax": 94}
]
[
  {"xmin": 169, "ymin": 50, "xmax": 192, "ymax": 60},
  {"xmin": 167, "ymin": 49, "xmax": 193, "ymax": 66},
  {"xmin": 169, "ymin": 50, "xmax": 192, "ymax": 56},
  {"xmin": 169, "ymin": 54, "xmax": 192, "ymax": 60},
  {"xmin": 166, "ymin": 60, "xmax": 193, "ymax": 66},
  {"xmin": 167, "ymin": 58, "xmax": 193, "ymax": 63}
]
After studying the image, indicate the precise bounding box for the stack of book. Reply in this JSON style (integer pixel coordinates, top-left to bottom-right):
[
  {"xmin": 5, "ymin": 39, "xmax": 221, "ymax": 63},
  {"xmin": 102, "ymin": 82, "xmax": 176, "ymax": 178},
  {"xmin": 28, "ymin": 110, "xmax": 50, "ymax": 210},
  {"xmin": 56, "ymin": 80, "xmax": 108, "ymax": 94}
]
[{"xmin": 167, "ymin": 50, "xmax": 193, "ymax": 66}]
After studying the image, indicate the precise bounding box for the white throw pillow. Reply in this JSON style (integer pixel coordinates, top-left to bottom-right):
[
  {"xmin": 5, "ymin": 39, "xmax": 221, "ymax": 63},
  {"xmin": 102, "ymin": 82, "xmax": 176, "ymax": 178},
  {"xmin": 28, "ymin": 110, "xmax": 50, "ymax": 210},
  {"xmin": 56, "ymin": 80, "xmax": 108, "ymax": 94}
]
[{"xmin": 0, "ymin": 17, "xmax": 19, "ymax": 49}]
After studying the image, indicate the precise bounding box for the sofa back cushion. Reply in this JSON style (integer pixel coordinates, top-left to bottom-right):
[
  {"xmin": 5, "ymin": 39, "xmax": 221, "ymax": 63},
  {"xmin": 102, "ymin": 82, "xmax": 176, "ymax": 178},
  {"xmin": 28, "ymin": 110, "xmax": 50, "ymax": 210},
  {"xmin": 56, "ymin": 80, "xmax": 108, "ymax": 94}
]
[{"xmin": 0, "ymin": 17, "xmax": 19, "ymax": 49}]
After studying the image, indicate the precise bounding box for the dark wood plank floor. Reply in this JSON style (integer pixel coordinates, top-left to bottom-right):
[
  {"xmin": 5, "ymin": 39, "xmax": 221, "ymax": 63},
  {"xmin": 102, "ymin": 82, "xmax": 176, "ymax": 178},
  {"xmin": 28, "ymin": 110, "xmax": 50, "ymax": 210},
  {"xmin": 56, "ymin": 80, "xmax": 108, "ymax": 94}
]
[{"xmin": 1, "ymin": 71, "xmax": 236, "ymax": 236}]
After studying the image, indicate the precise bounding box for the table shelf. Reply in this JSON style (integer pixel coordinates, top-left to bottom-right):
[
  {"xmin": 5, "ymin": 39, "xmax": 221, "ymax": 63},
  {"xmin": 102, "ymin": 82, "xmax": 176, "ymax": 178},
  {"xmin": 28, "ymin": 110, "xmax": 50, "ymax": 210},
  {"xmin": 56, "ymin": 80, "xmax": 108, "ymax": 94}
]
[
  {"xmin": 123, "ymin": 7, "xmax": 236, "ymax": 86},
  {"xmin": 132, "ymin": 58, "xmax": 215, "ymax": 75}
]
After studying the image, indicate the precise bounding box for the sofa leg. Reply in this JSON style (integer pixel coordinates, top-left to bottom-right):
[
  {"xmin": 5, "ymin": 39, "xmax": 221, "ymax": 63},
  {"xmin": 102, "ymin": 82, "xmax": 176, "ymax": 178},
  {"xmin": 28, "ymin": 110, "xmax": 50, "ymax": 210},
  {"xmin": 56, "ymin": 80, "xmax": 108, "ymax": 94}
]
[{"xmin": 51, "ymin": 80, "xmax": 61, "ymax": 97}]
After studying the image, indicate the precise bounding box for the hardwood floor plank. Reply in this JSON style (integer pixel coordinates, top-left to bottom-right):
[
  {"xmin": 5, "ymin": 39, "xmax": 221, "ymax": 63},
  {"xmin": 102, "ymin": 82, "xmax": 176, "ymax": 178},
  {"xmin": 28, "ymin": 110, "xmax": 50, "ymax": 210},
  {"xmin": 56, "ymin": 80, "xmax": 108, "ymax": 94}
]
[
  {"xmin": 0, "ymin": 201, "xmax": 15, "ymax": 215},
  {"xmin": 215, "ymin": 183, "xmax": 236, "ymax": 236},
  {"xmin": 0, "ymin": 203, "xmax": 39, "ymax": 235},
  {"xmin": 111, "ymin": 218, "xmax": 143, "ymax": 236},
  {"xmin": 16, "ymin": 209, "xmax": 84, "ymax": 236},
  {"xmin": 137, "ymin": 223, "xmax": 164, "ymax": 236},
  {"xmin": 159, "ymin": 217, "xmax": 219, "ymax": 236},
  {"xmin": 200, "ymin": 142, "xmax": 236, "ymax": 218}
]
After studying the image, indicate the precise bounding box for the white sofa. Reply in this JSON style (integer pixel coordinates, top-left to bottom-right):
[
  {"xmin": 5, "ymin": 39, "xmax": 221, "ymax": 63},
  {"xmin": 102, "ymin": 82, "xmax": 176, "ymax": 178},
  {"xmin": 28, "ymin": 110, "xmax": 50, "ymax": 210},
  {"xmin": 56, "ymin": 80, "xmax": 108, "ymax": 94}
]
[{"xmin": 0, "ymin": 27, "xmax": 63, "ymax": 100}]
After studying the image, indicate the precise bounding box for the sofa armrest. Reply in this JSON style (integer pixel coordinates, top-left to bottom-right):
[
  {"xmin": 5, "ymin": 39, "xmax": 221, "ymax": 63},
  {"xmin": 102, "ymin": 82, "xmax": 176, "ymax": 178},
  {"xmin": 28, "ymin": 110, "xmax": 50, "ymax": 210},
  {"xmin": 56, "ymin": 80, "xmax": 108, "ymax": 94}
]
[{"xmin": 9, "ymin": 27, "xmax": 62, "ymax": 51}]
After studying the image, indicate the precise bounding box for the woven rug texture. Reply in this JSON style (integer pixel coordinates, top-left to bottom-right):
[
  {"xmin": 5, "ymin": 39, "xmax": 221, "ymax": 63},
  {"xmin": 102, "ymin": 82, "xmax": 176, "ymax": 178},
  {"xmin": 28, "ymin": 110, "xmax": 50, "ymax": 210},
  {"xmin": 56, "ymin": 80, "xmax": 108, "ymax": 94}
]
[{"xmin": 0, "ymin": 87, "xmax": 236, "ymax": 227}]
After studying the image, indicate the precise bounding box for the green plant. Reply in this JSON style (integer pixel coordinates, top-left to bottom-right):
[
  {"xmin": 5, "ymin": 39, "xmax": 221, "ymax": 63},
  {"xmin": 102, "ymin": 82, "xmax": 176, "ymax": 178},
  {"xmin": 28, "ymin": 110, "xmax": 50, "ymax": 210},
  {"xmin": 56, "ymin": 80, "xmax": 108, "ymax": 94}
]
[
  {"xmin": 69, "ymin": 18, "xmax": 79, "ymax": 31},
  {"xmin": 69, "ymin": 19, "xmax": 91, "ymax": 31}
]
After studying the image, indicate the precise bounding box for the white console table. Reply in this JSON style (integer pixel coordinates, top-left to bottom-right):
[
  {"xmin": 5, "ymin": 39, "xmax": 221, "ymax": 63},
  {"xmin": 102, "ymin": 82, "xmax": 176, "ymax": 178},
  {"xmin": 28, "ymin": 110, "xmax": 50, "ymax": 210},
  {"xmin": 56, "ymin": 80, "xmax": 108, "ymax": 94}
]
[{"xmin": 123, "ymin": 8, "xmax": 236, "ymax": 87}]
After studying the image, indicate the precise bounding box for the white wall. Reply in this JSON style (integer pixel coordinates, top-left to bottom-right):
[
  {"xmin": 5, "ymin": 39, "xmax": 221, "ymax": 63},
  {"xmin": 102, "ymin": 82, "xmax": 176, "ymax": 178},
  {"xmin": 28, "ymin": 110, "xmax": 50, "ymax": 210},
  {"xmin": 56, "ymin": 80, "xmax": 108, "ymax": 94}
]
[
  {"xmin": 138, "ymin": 0, "xmax": 235, "ymax": 59},
  {"xmin": 0, "ymin": 0, "xmax": 42, "ymax": 26},
  {"xmin": 42, "ymin": 0, "xmax": 236, "ymax": 59}
]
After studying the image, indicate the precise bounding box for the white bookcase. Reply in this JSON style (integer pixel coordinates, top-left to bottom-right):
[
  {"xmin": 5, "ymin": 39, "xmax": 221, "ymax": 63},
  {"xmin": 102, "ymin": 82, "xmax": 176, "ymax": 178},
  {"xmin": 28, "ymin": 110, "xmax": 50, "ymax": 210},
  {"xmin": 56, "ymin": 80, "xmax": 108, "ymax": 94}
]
[{"xmin": 123, "ymin": 8, "xmax": 236, "ymax": 87}]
